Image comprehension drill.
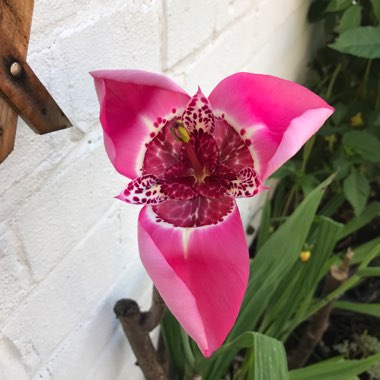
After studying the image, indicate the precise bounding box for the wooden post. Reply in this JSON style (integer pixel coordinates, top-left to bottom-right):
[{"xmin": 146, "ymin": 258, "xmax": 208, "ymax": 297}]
[
  {"xmin": 0, "ymin": 0, "xmax": 34, "ymax": 162},
  {"xmin": 0, "ymin": 0, "xmax": 72, "ymax": 163}
]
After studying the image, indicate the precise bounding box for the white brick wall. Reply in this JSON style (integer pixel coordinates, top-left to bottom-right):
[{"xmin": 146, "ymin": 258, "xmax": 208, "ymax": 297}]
[{"xmin": 0, "ymin": 1, "xmax": 314, "ymax": 379}]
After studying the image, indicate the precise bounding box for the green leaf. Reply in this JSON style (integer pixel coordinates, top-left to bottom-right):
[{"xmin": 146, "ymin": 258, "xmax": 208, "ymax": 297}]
[
  {"xmin": 300, "ymin": 174, "xmax": 320, "ymax": 196},
  {"xmin": 370, "ymin": 0, "xmax": 380, "ymax": 23},
  {"xmin": 339, "ymin": 4, "xmax": 361, "ymax": 32},
  {"xmin": 326, "ymin": 0, "xmax": 351, "ymax": 12},
  {"xmin": 272, "ymin": 160, "xmax": 297, "ymax": 179},
  {"xmin": 337, "ymin": 202, "xmax": 380, "ymax": 240},
  {"xmin": 320, "ymin": 192, "xmax": 346, "ymax": 217},
  {"xmin": 331, "ymin": 102, "xmax": 348, "ymax": 125},
  {"xmin": 343, "ymin": 130, "xmax": 380, "ymax": 162},
  {"xmin": 350, "ymin": 237, "xmax": 380, "ymax": 265},
  {"xmin": 160, "ymin": 310, "xmax": 186, "ymax": 378},
  {"xmin": 335, "ymin": 301, "xmax": 380, "ymax": 317},
  {"xmin": 256, "ymin": 194, "xmax": 272, "ymax": 252},
  {"xmin": 211, "ymin": 332, "xmax": 289, "ymax": 380},
  {"xmin": 308, "ymin": 0, "xmax": 328, "ymax": 22},
  {"xmin": 310, "ymin": 243, "xmax": 380, "ymax": 320},
  {"xmin": 289, "ymin": 353, "xmax": 380, "ymax": 380},
  {"xmin": 202, "ymin": 176, "xmax": 334, "ymax": 379},
  {"xmin": 329, "ymin": 27, "xmax": 380, "ymax": 58},
  {"xmin": 343, "ymin": 170, "xmax": 370, "ymax": 216},
  {"xmin": 239, "ymin": 176, "xmax": 334, "ymax": 333},
  {"xmin": 357, "ymin": 267, "xmax": 380, "ymax": 277},
  {"xmin": 279, "ymin": 217, "xmax": 343, "ymax": 338}
]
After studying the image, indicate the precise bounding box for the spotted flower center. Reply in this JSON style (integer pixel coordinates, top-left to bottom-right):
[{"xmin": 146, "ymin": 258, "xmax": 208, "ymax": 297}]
[
  {"xmin": 170, "ymin": 121, "xmax": 210, "ymax": 183},
  {"xmin": 120, "ymin": 91, "xmax": 261, "ymax": 227}
]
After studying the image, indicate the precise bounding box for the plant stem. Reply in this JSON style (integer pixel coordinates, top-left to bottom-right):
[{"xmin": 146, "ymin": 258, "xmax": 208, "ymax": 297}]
[
  {"xmin": 376, "ymin": 73, "xmax": 380, "ymax": 110},
  {"xmin": 282, "ymin": 184, "xmax": 297, "ymax": 216},
  {"xmin": 301, "ymin": 135, "xmax": 316, "ymax": 174},
  {"xmin": 325, "ymin": 63, "xmax": 342, "ymax": 101},
  {"xmin": 362, "ymin": 59, "xmax": 372, "ymax": 98},
  {"xmin": 180, "ymin": 328, "xmax": 195, "ymax": 372}
]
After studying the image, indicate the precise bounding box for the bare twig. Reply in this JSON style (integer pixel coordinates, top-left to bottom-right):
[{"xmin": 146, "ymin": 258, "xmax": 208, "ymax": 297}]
[
  {"xmin": 114, "ymin": 287, "xmax": 168, "ymax": 380},
  {"xmin": 288, "ymin": 249, "xmax": 354, "ymax": 369}
]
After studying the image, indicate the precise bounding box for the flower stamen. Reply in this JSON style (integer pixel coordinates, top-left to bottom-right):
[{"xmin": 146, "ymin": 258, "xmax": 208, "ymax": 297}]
[
  {"xmin": 170, "ymin": 120, "xmax": 207, "ymax": 182},
  {"xmin": 170, "ymin": 120, "xmax": 190, "ymax": 143}
]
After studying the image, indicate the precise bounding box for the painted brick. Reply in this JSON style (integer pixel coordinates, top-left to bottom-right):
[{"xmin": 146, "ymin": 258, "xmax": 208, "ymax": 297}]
[
  {"xmin": 177, "ymin": 0, "xmax": 310, "ymax": 96},
  {"xmin": 165, "ymin": 0, "xmax": 216, "ymax": 69},
  {"xmin": 49, "ymin": 1, "xmax": 163, "ymax": 133},
  {"xmin": 0, "ymin": 336, "xmax": 29, "ymax": 380},
  {"xmin": 31, "ymin": 266, "xmax": 150, "ymax": 380},
  {"xmin": 214, "ymin": 0, "xmax": 258, "ymax": 32},
  {"xmin": 252, "ymin": 0, "xmax": 303, "ymax": 43},
  {"xmin": 0, "ymin": 124, "xmax": 75, "ymax": 212},
  {"xmin": 0, "ymin": 223, "xmax": 33, "ymax": 327},
  {"xmin": 83, "ymin": 283, "xmax": 153, "ymax": 380},
  {"xmin": 13, "ymin": 137, "xmax": 124, "ymax": 281},
  {"xmin": 243, "ymin": 2, "xmax": 312, "ymax": 79},
  {"xmin": 2, "ymin": 207, "xmax": 138, "ymax": 375},
  {"xmin": 30, "ymin": 0, "xmax": 134, "ymax": 54},
  {"xmin": 173, "ymin": 8, "xmax": 260, "ymax": 96},
  {"xmin": 0, "ymin": 335, "xmax": 40, "ymax": 380}
]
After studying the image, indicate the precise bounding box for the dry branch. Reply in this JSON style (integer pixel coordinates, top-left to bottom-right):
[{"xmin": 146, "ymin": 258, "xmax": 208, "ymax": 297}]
[{"xmin": 114, "ymin": 287, "xmax": 168, "ymax": 380}]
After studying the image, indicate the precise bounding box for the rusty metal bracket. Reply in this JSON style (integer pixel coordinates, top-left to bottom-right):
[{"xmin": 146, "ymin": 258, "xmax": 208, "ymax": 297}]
[{"xmin": 0, "ymin": 0, "xmax": 72, "ymax": 163}]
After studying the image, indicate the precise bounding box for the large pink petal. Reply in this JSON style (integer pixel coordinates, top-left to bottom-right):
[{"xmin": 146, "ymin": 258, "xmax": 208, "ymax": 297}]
[
  {"xmin": 138, "ymin": 203, "xmax": 249, "ymax": 357},
  {"xmin": 208, "ymin": 73, "xmax": 334, "ymax": 180},
  {"xmin": 91, "ymin": 70, "xmax": 190, "ymax": 179}
]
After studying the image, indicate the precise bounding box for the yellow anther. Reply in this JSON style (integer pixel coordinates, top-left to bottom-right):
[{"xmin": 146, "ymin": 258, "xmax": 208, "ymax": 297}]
[
  {"xmin": 177, "ymin": 125, "xmax": 190, "ymax": 143},
  {"xmin": 170, "ymin": 120, "xmax": 191, "ymax": 143},
  {"xmin": 299, "ymin": 251, "xmax": 311, "ymax": 262},
  {"xmin": 350, "ymin": 112, "xmax": 364, "ymax": 127}
]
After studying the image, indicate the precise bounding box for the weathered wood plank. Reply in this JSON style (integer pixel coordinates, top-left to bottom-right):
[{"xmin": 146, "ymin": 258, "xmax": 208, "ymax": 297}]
[
  {"xmin": 0, "ymin": 35, "xmax": 72, "ymax": 135},
  {"xmin": 0, "ymin": 0, "xmax": 34, "ymax": 162},
  {"xmin": 0, "ymin": 0, "xmax": 72, "ymax": 163}
]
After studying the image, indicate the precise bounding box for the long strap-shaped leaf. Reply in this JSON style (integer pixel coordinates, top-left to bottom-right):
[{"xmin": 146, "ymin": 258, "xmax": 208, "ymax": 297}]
[
  {"xmin": 289, "ymin": 353, "xmax": 380, "ymax": 380},
  {"xmin": 204, "ymin": 175, "xmax": 335, "ymax": 379},
  {"xmin": 335, "ymin": 300, "xmax": 380, "ymax": 318},
  {"xmin": 206, "ymin": 332, "xmax": 289, "ymax": 380}
]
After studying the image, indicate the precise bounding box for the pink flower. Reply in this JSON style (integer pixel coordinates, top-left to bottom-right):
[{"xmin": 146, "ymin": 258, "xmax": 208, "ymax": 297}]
[{"xmin": 92, "ymin": 70, "xmax": 333, "ymax": 357}]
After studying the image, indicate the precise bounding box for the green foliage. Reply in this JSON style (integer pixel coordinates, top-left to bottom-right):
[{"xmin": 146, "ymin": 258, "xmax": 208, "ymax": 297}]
[
  {"xmin": 342, "ymin": 131, "xmax": 380, "ymax": 163},
  {"xmin": 211, "ymin": 332, "xmax": 289, "ymax": 380},
  {"xmin": 338, "ymin": 4, "xmax": 362, "ymax": 32},
  {"xmin": 370, "ymin": 0, "xmax": 380, "ymax": 22},
  {"xmin": 335, "ymin": 300, "xmax": 380, "ymax": 317},
  {"xmin": 161, "ymin": 310, "xmax": 188, "ymax": 379},
  {"xmin": 288, "ymin": 353, "xmax": 380, "ymax": 380},
  {"xmin": 273, "ymin": 0, "xmax": 380, "ymax": 221},
  {"xmin": 343, "ymin": 168, "xmax": 370, "ymax": 216},
  {"xmin": 329, "ymin": 27, "xmax": 380, "ymax": 58},
  {"xmin": 326, "ymin": 0, "xmax": 352, "ymax": 13}
]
